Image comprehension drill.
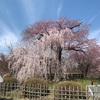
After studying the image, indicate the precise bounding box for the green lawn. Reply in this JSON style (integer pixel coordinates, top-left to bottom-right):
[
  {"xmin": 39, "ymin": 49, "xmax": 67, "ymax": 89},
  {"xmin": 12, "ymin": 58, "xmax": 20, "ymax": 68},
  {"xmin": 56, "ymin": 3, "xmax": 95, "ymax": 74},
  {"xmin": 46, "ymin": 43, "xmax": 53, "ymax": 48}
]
[
  {"xmin": 73, "ymin": 78, "xmax": 100, "ymax": 86},
  {"xmin": 48, "ymin": 78, "xmax": 100, "ymax": 88}
]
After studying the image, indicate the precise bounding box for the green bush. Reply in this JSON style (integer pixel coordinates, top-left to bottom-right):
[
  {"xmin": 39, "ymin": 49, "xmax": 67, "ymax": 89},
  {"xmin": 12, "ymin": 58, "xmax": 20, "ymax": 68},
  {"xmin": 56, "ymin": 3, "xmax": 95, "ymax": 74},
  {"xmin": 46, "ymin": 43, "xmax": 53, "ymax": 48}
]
[
  {"xmin": 3, "ymin": 73, "xmax": 11, "ymax": 78},
  {"xmin": 23, "ymin": 78, "xmax": 49, "ymax": 98},
  {"xmin": 1, "ymin": 76, "xmax": 18, "ymax": 92},
  {"xmin": 3, "ymin": 76, "xmax": 18, "ymax": 84},
  {"xmin": 24, "ymin": 77, "xmax": 48, "ymax": 85},
  {"xmin": 55, "ymin": 81, "xmax": 86, "ymax": 100}
]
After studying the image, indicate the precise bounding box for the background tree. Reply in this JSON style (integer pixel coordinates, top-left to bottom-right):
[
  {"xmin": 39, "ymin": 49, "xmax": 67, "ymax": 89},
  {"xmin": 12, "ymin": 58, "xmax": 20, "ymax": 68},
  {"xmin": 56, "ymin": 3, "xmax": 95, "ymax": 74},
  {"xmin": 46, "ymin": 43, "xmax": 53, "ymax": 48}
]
[
  {"xmin": 70, "ymin": 42, "xmax": 100, "ymax": 77},
  {"xmin": 0, "ymin": 53, "xmax": 9, "ymax": 76}
]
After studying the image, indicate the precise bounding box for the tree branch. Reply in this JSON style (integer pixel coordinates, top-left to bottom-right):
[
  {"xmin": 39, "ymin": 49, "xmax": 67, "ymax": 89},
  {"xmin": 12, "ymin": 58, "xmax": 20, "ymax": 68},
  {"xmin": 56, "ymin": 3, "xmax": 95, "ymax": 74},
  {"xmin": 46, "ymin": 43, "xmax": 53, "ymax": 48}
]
[{"xmin": 69, "ymin": 22, "xmax": 83, "ymax": 29}]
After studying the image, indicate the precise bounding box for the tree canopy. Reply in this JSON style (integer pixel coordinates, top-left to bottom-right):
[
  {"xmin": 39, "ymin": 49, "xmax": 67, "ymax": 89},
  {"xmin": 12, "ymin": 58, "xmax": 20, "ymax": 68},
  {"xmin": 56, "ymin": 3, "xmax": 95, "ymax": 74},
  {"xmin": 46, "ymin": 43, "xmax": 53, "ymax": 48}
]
[{"xmin": 7, "ymin": 18, "xmax": 100, "ymax": 82}]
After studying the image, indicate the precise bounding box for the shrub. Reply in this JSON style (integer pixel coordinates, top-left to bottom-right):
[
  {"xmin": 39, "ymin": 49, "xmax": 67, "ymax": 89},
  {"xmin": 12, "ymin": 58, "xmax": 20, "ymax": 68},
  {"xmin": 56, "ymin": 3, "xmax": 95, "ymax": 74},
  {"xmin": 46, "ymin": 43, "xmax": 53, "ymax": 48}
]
[
  {"xmin": 55, "ymin": 81, "xmax": 86, "ymax": 100},
  {"xmin": 3, "ymin": 73, "xmax": 11, "ymax": 78},
  {"xmin": 1, "ymin": 76, "xmax": 18, "ymax": 92},
  {"xmin": 3, "ymin": 76, "xmax": 18, "ymax": 84},
  {"xmin": 23, "ymin": 78, "xmax": 49, "ymax": 98},
  {"xmin": 24, "ymin": 77, "xmax": 48, "ymax": 85}
]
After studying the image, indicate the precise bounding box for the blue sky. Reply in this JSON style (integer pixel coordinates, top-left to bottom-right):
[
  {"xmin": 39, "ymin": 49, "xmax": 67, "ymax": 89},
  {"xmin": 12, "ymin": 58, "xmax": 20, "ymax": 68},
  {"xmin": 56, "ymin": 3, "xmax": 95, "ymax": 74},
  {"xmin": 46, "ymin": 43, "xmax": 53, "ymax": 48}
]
[{"xmin": 0, "ymin": 0, "xmax": 100, "ymax": 53}]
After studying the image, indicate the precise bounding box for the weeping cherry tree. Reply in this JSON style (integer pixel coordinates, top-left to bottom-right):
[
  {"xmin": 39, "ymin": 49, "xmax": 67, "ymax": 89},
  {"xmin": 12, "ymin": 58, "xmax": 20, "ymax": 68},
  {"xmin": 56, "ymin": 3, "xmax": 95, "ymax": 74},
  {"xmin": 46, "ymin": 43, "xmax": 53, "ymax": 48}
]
[{"xmin": 7, "ymin": 18, "xmax": 97, "ymax": 82}]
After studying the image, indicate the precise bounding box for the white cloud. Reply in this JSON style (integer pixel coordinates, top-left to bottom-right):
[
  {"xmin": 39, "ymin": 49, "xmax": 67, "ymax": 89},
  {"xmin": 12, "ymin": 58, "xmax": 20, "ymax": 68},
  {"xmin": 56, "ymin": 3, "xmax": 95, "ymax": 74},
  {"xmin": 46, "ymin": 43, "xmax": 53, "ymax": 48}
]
[
  {"xmin": 96, "ymin": 40, "xmax": 100, "ymax": 45},
  {"xmin": 89, "ymin": 29, "xmax": 100, "ymax": 45},
  {"xmin": 57, "ymin": 2, "xmax": 62, "ymax": 17},
  {"xmin": 89, "ymin": 29, "xmax": 100, "ymax": 38},
  {"xmin": 0, "ymin": 21, "xmax": 19, "ymax": 53},
  {"xmin": 88, "ymin": 13, "xmax": 100, "ymax": 24},
  {"xmin": 88, "ymin": 16, "xmax": 97, "ymax": 24},
  {"xmin": 0, "ymin": 32, "xmax": 18, "ymax": 47},
  {"xmin": 0, "ymin": 32, "xmax": 18, "ymax": 54},
  {"xmin": 20, "ymin": 0, "xmax": 35, "ymax": 23}
]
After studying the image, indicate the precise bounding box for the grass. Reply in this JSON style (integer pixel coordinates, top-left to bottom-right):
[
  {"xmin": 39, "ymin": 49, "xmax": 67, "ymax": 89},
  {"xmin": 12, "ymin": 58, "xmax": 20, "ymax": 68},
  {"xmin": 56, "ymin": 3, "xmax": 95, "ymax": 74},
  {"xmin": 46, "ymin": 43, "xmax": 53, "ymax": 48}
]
[
  {"xmin": 73, "ymin": 78, "xmax": 100, "ymax": 86},
  {"xmin": 48, "ymin": 78, "xmax": 100, "ymax": 90}
]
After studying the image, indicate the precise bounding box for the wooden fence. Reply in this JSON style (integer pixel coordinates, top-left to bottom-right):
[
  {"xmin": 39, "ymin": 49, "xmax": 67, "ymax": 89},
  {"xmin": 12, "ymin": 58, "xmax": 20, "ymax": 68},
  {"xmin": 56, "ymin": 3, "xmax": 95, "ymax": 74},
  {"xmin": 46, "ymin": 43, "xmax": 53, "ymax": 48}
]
[
  {"xmin": 0, "ymin": 83, "xmax": 99, "ymax": 100},
  {"xmin": 65, "ymin": 73, "xmax": 83, "ymax": 79}
]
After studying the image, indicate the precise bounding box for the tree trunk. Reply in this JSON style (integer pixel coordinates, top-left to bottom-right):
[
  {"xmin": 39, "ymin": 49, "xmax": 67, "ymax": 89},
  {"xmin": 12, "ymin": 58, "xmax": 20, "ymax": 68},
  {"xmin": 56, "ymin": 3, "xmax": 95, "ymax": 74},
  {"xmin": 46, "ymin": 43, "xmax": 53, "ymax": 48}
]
[{"xmin": 53, "ymin": 46, "xmax": 63, "ymax": 82}]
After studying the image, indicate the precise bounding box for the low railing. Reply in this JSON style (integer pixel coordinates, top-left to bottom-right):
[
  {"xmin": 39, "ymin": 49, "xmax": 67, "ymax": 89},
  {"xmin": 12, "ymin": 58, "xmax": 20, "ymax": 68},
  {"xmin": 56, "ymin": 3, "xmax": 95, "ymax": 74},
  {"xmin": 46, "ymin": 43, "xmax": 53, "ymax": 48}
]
[{"xmin": 0, "ymin": 83, "xmax": 99, "ymax": 100}]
